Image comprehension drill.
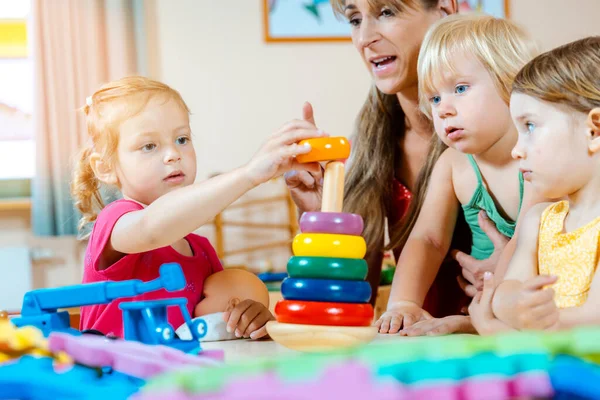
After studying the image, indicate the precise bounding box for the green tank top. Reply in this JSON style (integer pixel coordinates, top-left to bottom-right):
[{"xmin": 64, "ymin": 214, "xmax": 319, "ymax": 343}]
[{"xmin": 461, "ymin": 154, "xmax": 524, "ymax": 260}]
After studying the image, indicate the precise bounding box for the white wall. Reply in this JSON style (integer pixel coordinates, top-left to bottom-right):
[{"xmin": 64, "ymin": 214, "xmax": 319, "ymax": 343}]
[
  {"xmin": 511, "ymin": 0, "xmax": 600, "ymax": 51},
  {"xmin": 153, "ymin": 0, "xmax": 370, "ymax": 180}
]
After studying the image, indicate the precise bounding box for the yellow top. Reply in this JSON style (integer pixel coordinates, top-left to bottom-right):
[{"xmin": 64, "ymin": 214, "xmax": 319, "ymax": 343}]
[{"xmin": 538, "ymin": 201, "xmax": 600, "ymax": 308}]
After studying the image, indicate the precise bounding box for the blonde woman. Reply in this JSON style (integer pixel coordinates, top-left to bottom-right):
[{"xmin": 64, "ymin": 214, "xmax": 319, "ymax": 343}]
[{"xmin": 286, "ymin": 0, "xmax": 507, "ymax": 327}]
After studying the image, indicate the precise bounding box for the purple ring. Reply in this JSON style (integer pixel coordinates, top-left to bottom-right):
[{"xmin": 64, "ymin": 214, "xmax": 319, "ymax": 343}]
[{"xmin": 299, "ymin": 212, "xmax": 364, "ymax": 236}]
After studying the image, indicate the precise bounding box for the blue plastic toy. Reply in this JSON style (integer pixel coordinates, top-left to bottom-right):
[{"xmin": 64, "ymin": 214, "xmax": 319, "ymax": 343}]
[
  {"xmin": 12, "ymin": 263, "xmax": 185, "ymax": 336},
  {"xmin": 120, "ymin": 297, "xmax": 207, "ymax": 353},
  {"xmin": 0, "ymin": 355, "xmax": 141, "ymax": 400},
  {"xmin": 280, "ymin": 277, "xmax": 372, "ymax": 303},
  {"xmin": 257, "ymin": 272, "xmax": 288, "ymax": 282}
]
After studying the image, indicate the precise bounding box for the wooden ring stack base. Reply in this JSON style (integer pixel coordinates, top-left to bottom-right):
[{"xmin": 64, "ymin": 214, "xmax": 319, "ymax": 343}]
[{"xmin": 266, "ymin": 137, "xmax": 377, "ymax": 352}]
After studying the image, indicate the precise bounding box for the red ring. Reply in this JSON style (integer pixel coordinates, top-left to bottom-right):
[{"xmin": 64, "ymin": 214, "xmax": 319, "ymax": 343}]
[{"xmin": 274, "ymin": 300, "xmax": 374, "ymax": 327}]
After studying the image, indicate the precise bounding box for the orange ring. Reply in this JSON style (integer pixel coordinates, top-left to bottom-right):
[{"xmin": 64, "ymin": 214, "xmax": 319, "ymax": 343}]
[{"xmin": 296, "ymin": 137, "xmax": 350, "ymax": 163}]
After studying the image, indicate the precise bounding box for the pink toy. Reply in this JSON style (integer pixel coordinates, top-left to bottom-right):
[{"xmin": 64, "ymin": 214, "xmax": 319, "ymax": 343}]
[
  {"xmin": 48, "ymin": 332, "xmax": 224, "ymax": 379},
  {"xmin": 133, "ymin": 362, "xmax": 553, "ymax": 400}
]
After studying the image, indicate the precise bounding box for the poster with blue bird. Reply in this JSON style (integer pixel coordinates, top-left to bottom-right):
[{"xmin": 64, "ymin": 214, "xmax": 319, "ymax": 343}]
[{"xmin": 264, "ymin": 0, "xmax": 351, "ymax": 42}]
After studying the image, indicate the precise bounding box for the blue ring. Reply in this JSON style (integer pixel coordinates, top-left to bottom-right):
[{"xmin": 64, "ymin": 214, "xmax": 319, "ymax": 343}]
[{"xmin": 281, "ymin": 277, "xmax": 371, "ymax": 303}]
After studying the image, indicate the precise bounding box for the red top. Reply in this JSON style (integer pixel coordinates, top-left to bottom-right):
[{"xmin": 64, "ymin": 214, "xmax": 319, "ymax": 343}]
[
  {"xmin": 390, "ymin": 179, "xmax": 469, "ymax": 318},
  {"xmin": 80, "ymin": 199, "xmax": 223, "ymax": 338}
]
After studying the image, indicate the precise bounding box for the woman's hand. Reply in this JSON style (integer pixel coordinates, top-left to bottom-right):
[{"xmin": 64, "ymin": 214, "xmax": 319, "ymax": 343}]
[
  {"xmin": 284, "ymin": 102, "xmax": 325, "ymax": 213},
  {"xmin": 399, "ymin": 315, "xmax": 475, "ymax": 336}
]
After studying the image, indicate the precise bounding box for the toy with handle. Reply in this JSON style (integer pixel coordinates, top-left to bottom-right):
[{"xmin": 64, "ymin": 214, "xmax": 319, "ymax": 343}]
[{"xmin": 267, "ymin": 137, "xmax": 378, "ymax": 352}]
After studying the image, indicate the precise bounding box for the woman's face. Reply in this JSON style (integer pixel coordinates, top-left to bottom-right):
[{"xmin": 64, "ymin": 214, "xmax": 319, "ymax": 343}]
[{"xmin": 343, "ymin": 0, "xmax": 454, "ymax": 95}]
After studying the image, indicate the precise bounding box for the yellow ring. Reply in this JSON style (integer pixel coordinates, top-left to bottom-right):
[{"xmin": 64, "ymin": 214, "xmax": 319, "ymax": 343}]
[{"xmin": 292, "ymin": 233, "xmax": 366, "ymax": 259}]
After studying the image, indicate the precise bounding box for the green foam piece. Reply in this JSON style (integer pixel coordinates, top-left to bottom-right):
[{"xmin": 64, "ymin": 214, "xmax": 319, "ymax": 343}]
[{"xmin": 142, "ymin": 327, "xmax": 600, "ymax": 394}]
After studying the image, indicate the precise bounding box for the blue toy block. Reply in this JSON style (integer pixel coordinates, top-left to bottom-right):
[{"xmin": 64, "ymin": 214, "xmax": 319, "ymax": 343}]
[
  {"xmin": 280, "ymin": 277, "xmax": 372, "ymax": 303},
  {"xmin": 550, "ymin": 355, "xmax": 600, "ymax": 399},
  {"xmin": 0, "ymin": 355, "xmax": 141, "ymax": 400},
  {"xmin": 12, "ymin": 263, "xmax": 186, "ymax": 336}
]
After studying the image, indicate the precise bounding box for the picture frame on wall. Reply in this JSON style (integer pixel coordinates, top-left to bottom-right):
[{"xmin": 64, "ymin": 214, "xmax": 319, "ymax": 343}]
[
  {"xmin": 458, "ymin": 0, "xmax": 510, "ymax": 18},
  {"xmin": 262, "ymin": 0, "xmax": 510, "ymax": 43},
  {"xmin": 263, "ymin": 0, "xmax": 351, "ymax": 43}
]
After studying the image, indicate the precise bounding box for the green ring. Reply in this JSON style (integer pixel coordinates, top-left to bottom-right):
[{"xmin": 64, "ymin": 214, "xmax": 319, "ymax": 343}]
[{"xmin": 287, "ymin": 256, "xmax": 368, "ymax": 281}]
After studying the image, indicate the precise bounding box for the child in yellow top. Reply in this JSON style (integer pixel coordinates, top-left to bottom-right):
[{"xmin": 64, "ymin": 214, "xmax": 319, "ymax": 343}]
[{"xmin": 470, "ymin": 37, "xmax": 600, "ymax": 333}]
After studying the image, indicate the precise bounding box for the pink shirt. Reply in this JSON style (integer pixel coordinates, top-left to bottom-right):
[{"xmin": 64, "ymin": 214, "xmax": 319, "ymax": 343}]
[{"xmin": 80, "ymin": 199, "xmax": 223, "ymax": 338}]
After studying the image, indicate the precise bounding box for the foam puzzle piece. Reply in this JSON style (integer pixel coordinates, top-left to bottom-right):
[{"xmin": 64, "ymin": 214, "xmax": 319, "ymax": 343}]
[
  {"xmin": 135, "ymin": 359, "xmax": 553, "ymax": 400},
  {"xmin": 176, "ymin": 313, "xmax": 238, "ymax": 342},
  {"xmin": 0, "ymin": 355, "xmax": 140, "ymax": 400},
  {"xmin": 48, "ymin": 332, "xmax": 223, "ymax": 379},
  {"xmin": 142, "ymin": 327, "xmax": 600, "ymax": 395},
  {"xmin": 550, "ymin": 355, "xmax": 600, "ymax": 399}
]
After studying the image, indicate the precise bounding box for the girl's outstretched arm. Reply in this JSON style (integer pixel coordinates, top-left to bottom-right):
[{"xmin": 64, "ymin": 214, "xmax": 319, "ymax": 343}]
[
  {"xmin": 377, "ymin": 149, "xmax": 460, "ymax": 333},
  {"xmin": 110, "ymin": 120, "xmax": 324, "ymax": 256}
]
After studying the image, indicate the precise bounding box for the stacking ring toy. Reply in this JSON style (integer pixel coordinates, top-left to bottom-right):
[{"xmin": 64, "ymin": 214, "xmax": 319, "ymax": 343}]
[
  {"xmin": 292, "ymin": 233, "xmax": 366, "ymax": 259},
  {"xmin": 281, "ymin": 278, "xmax": 372, "ymax": 303},
  {"xmin": 299, "ymin": 212, "xmax": 363, "ymax": 236},
  {"xmin": 287, "ymin": 256, "xmax": 368, "ymax": 280},
  {"xmin": 296, "ymin": 137, "xmax": 350, "ymax": 164},
  {"xmin": 275, "ymin": 300, "xmax": 374, "ymax": 327}
]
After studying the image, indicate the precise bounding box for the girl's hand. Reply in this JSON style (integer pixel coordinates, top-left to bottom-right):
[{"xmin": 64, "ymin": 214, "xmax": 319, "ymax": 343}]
[
  {"xmin": 284, "ymin": 102, "xmax": 324, "ymax": 213},
  {"xmin": 468, "ymin": 272, "xmax": 513, "ymax": 335},
  {"xmin": 223, "ymin": 299, "xmax": 275, "ymax": 340},
  {"xmin": 375, "ymin": 301, "xmax": 432, "ymax": 334},
  {"xmin": 399, "ymin": 315, "xmax": 475, "ymax": 336},
  {"xmin": 243, "ymin": 112, "xmax": 325, "ymax": 187},
  {"xmin": 513, "ymin": 275, "xmax": 559, "ymax": 330},
  {"xmin": 452, "ymin": 211, "xmax": 510, "ymax": 294}
]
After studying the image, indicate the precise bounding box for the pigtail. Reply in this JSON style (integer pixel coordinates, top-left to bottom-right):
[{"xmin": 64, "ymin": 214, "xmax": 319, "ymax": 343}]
[{"xmin": 71, "ymin": 146, "xmax": 104, "ymax": 234}]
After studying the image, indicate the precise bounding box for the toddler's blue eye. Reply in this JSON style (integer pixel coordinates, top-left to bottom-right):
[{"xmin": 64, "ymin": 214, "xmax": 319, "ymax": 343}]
[
  {"xmin": 525, "ymin": 122, "xmax": 535, "ymax": 133},
  {"xmin": 455, "ymin": 85, "xmax": 469, "ymax": 94},
  {"xmin": 430, "ymin": 95, "xmax": 441, "ymax": 105}
]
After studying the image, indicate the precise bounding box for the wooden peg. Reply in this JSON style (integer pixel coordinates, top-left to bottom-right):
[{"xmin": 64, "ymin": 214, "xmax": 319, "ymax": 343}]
[{"xmin": 321, "ymin": 161, "xmax": 345, "ymax": 213}]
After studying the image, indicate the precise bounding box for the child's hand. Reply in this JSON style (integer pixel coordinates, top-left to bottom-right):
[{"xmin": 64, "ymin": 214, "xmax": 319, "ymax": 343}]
[
  {"xmin": 469, "ymin": 272, "xmax": 513, "ymax": 335},
  {"xmin": 514, "ymin": 275, "xmax": 559, "ymax": 330},
  {"xmin": 399, "ymin": 315, "xmax": 475, "ymax": 336},
  {"xmin": 243, "ymin": 118, "xmax": 326, "ymax": 187},
  {"xmin": 375, "ymin": 301, "xmax": 432, "ymax": 334},
  {"xmin": 223, "ymin": 299, "xmax": 275, "ymax": 340}
]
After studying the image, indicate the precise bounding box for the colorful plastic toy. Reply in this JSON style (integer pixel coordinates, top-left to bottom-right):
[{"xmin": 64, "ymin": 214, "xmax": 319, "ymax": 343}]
[
  {"xmin": 0, "ymin": 355, "xmax": 140, "ymax": 400},
  {"xmin": 292, "ymin": 233, "xmax": 366, "ymax": 258},
  {"xmin": 287, "ymin": 256, "xmax": 368, "ymax": 280},
  {"xmin": 120, "ymin": 298, "xmax": 207, "ymax": 353},
  {"xmin": 48, "ymin": 332, "xmax": 222, "ymax": 380},
  {"xmin": 11, "ymin": 263, "xmax": 208, "ymax": 354},
  {"xmin": 267, "ymin": 137, "xmax": 378, "ymax": 352},
  {"xmin": 12, "ymin": 263, "xmax": 186, "ymax": 337},
  {"xmin": 299, "ymin": 211, "xmax": 364, "ymax": 235},
  {"xmin": 280, "ymin": 278, "xmax": 372, "ymax": 303},
  {"xmin": 139, "ymin": 327, "xmax": 600, "ymax": 399}
]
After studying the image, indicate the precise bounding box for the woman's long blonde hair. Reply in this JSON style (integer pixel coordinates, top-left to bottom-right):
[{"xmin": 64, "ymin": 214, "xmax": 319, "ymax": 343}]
[
  {"xmin": 512, "ymin": 36, "xmax": 600, "ymax": 113},
  {"xmin": 71, "ymin": 76, "xmax": 189, "ymax": 234}
]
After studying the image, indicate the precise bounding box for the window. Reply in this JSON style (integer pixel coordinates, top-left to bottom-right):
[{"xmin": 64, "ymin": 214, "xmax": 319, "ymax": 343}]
[{"xmin": 0, "ymin": 0, "xmax": 34, "ymax": 184}]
